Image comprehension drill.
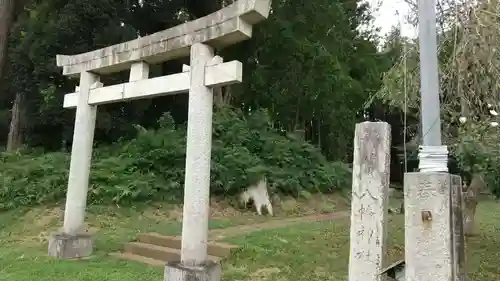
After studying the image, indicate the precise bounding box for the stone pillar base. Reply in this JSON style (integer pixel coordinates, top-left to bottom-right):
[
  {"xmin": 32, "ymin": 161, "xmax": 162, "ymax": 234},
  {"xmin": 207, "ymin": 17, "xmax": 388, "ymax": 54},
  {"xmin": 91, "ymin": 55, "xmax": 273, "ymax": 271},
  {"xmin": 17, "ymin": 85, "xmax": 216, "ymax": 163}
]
[
  {"xmin": 164, "ymin": 260, "xmax": 221, "ymax": 281},
  {"xmin": 404, "ymin": 172, "xmax": 466, "ymax": 281},
  {"xmin": 48, "ymin": 232, "xmax": 93, "ymax": 259}
]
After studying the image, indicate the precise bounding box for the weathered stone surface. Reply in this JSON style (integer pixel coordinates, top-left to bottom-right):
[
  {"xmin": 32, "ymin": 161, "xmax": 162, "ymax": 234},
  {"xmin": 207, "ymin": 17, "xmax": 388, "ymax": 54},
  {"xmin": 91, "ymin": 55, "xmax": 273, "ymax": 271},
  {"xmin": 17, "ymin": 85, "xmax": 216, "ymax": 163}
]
[
  {"xmin": 180, "ymin": 43, "xmax": 214, "ymax": 265},
  {"xmin": 451, "ymin": 175, "xmax": 466, "ymax": 281},
  {"xmin": 129, "ymin": 61, "xmax": 149, "ymax": 81},
  {"xmin": 348, "ymin": 122, "xmax": 391, "ymax": 281},
  {"xmin": 63, "ymin": 61, "xmax": 242, "ymax": 108},
  {"xmin": 62, "ymin": 71, "xmax": 100, "ymax": 235},
  {"xmin": 136, "ymin": 233, "xmax": 239, "ymax": 258},
  {"xmin": 404, "ymin": 172, "xmax": 466, "ymax": 281},
  {"xmin": 164, "ymin": 260, "xmax": 221, "ymax": 281},
  {"xmin": 48, "ymin": 232, "xmax": 92, "ymax": 259},
  {"xmin": 56, "ymin": 0, "xmax": 271, "ymax": 76}
]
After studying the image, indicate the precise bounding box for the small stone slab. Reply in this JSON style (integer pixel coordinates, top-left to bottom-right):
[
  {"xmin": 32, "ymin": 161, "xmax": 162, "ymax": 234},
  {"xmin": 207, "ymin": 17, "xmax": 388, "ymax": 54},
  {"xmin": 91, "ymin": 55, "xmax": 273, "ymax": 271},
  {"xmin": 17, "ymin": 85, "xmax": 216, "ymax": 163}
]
[
  {"xmin": 48, "ymin": 232, "xmax": 93, "ymax": 259},
  {"xmin": 136, "ymin": 233, "xmax": 239, "ymax": 258},
  {"xmin": 164, "ymin": 260, "xmax": 221, "ymax": 281}
]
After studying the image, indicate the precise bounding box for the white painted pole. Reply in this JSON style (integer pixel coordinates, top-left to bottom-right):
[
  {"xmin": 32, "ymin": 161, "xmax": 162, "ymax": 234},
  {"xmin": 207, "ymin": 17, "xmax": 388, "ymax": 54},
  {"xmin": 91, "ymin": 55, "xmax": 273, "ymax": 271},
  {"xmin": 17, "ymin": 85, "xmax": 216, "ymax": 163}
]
[
  {"xmin": 180, "ymin": 43, "xmax": 214, "ymax": 265},
  {"xmin": 417, "ymin": 0, "xmax": 448, "ymax": 172},
  {"xmin": 62, "ymin": 71, "xmax": 100, "ymax": 235}
]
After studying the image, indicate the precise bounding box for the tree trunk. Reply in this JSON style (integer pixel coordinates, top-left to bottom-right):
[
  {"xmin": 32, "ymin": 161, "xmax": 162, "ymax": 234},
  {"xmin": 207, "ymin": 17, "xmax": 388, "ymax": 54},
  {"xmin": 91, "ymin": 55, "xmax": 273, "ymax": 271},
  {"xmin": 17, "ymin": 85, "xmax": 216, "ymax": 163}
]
[
  {"xmin": 214, "ymin": 87, "xmax": 223, "ymax": 108},
  {"xmin": 213, "ymin": 86, "xmax": 232, "ymax": 108},
  {"xmin": 463, "ymin": 173, "xmax": 483, "ymax": 236},
  {"xmin": 2, "ymin": 0, "xmax": 29, "ymax": 151},
  {"xmin": 0, "ymin": 0, "xmax": 15, "ymax": 80},
  {"xmin": 6, "ymin": 92, "xmax": 24, "ymax": 151}
]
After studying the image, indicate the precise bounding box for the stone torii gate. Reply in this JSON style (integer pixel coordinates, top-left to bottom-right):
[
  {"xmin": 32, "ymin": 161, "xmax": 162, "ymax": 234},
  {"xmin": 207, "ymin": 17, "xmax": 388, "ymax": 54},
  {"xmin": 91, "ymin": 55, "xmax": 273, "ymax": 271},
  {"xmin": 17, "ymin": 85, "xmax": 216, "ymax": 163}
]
[{"xmin": 47, "ymin": 1, "xmax": 270, "ymax": 280}]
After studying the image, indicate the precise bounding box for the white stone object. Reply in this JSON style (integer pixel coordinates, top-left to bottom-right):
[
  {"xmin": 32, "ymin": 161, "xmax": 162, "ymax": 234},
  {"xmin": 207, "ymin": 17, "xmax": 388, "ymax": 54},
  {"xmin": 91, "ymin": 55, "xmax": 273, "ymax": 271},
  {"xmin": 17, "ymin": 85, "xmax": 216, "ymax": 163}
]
[
  {"xmin": 74, "ymin": 81, "xmax": 102, "ymax": 93},
  {"xmin": 348, "ymin": 122, "xmax": 391, "ymax": 281},
  {"xmin": 164, "ymin": 261, "xmax": 221, "ymax": 281},
  {"xmin": 129, "ymin": 61, "xmax": 149, "ymax": 81},
  {"xmin": 63, "ymin": 61, "xmax": 242, "ymax": 108},
  {"xmin": 209, "ymin": 56, "xmax": 223, "ymax": 65},
  {"xmin": 63, "ymin": 71, "xmax": 101, "ymax": 235},
  {"xmin": 180, "ymin": 43, "xmax": 215, "ymax": 266},
  {"xmin": 404, "ymin": 173, "xmax": 466, "ymax": 281}
]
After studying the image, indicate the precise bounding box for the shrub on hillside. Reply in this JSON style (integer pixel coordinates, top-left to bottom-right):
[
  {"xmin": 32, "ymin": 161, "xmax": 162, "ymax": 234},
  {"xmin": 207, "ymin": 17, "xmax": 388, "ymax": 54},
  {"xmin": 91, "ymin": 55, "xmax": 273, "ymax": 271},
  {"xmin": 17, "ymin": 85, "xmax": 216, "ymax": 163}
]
[
  {"xmin": 0, "ymin": 108, "xmax": 351, "ymax": 209},
  {"xmin": 0, "ymin": 152, "xmax": 69, "ymax": 209}
]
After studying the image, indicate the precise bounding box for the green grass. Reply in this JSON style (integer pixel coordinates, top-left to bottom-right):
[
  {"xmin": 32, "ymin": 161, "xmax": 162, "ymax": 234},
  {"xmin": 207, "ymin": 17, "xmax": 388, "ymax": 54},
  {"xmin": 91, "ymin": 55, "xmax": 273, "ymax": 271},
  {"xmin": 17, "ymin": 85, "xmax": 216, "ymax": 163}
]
[
  {"xmin": 223, "ymin": 200, "xmax": 500, "ymax": 281},
  {"xmin": 1, "ymin": 199, "xmax": 499, "ymax": 281}
]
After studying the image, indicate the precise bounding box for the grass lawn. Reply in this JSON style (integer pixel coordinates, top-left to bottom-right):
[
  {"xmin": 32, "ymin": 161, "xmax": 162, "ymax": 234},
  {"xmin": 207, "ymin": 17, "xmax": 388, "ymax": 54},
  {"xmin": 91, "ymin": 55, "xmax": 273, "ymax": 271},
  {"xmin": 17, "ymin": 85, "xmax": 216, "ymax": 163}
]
[{"xmin": 0, "ymin": 197, "xmax": 499, "ymax": 281}]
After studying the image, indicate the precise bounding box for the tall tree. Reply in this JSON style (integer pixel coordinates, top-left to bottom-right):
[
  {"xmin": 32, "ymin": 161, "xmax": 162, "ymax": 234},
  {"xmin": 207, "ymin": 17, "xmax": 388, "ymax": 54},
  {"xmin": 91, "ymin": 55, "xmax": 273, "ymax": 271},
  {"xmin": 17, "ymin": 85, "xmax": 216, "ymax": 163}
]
[
  {"xmin": 4, "ymin": 0, "xmax": 32, "ymax": 151},
  {"xmin": 223, "ymin": 0, "xmax": 390, "ymax": 160},
  {"xmin": 0, "ymin": 0, "xmax": 391, "ymax": 162},
  {"xmin": 2, "ymin": 0, "xmax": 138, "ymax": 149},
  {"xmin": 0, "ymin": 0, "xmax": 15, "ymax": 81}
]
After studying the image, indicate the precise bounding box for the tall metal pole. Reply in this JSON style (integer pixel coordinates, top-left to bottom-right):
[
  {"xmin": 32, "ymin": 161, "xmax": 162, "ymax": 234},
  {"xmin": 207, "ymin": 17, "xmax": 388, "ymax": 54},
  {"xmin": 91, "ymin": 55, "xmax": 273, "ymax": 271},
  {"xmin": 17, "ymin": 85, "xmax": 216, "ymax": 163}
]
[
  {"xmin": 417, "ymin": 0, "xmax": 448, "ymax": 172},
  {"xmin": 405, "ymin": 4, "xmax": 465, "ymax": 281}
]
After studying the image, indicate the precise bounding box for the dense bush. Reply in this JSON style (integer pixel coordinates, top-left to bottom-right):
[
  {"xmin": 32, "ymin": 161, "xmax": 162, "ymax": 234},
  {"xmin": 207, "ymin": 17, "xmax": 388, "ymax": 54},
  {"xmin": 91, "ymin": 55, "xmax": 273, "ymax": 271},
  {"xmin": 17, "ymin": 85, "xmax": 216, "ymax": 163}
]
[
  {"xmin": 0, "ymin": 108, "xmax": 351, "ymax": 209},
  {"xmin": 0, "ymin": 152, "xmax": 70, "ymax": 209},
  {"xmin": 452, "ymin": 114, "xmax": 500, "ymax": 197}
]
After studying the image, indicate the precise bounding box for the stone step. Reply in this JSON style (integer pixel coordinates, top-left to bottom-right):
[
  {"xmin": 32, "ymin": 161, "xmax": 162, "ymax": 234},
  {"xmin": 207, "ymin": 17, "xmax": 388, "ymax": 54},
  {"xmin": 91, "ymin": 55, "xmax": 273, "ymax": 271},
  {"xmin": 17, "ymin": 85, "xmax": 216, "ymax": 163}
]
[
  {"xmin": 109, "ymin": 252, "xmax": 165, "ymax": 267},
  {"xmin": 124, "ymin": 242, "xmax": 221, "ymax": 262},
  {"xmin": 136, "ymin": 233, "xmax": 238, "ymax": 258}
]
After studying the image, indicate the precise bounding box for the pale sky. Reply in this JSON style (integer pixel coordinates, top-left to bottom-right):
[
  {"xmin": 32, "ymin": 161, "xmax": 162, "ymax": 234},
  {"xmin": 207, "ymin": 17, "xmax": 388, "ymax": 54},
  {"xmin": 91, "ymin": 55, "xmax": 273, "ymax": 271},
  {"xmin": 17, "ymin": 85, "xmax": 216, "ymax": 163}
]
[{"xmin": 368, "ymin": 0, "xmax": 416, "ymax": 38}]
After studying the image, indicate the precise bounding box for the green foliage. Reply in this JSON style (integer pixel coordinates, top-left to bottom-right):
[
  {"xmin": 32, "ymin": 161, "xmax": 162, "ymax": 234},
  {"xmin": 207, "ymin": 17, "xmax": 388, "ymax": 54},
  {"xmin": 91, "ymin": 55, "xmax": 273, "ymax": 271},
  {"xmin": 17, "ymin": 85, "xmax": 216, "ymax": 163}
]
[
  {"xmin": 1, "ymin": 0, "xmax": 389, "ymax": 159},
  {"xmin": 0, "ymin": 152, "xmax": 69, "ymax": 209},
  {"xmin": 0, "ymin": 0, "xmax": 384, "ymax": 208},
  {"xmin": 452, "ymin": 115, "xmax": 500, "ymax": 197},
  {"xmin": 0, "ymin": 108, "xmax": 351, "ymax": 210},
  {"xmin": 227, "ymin": 0, "xmax": 389, "ymax": 160}
]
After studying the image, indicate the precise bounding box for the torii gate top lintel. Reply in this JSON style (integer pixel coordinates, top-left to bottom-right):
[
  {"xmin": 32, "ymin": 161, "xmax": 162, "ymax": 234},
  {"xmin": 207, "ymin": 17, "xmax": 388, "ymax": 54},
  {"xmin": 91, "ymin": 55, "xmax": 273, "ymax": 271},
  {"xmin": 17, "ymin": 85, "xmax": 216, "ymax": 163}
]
[{"xmin": 55, "ymin": 0, "xmax": 271, "ymax": 77}]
